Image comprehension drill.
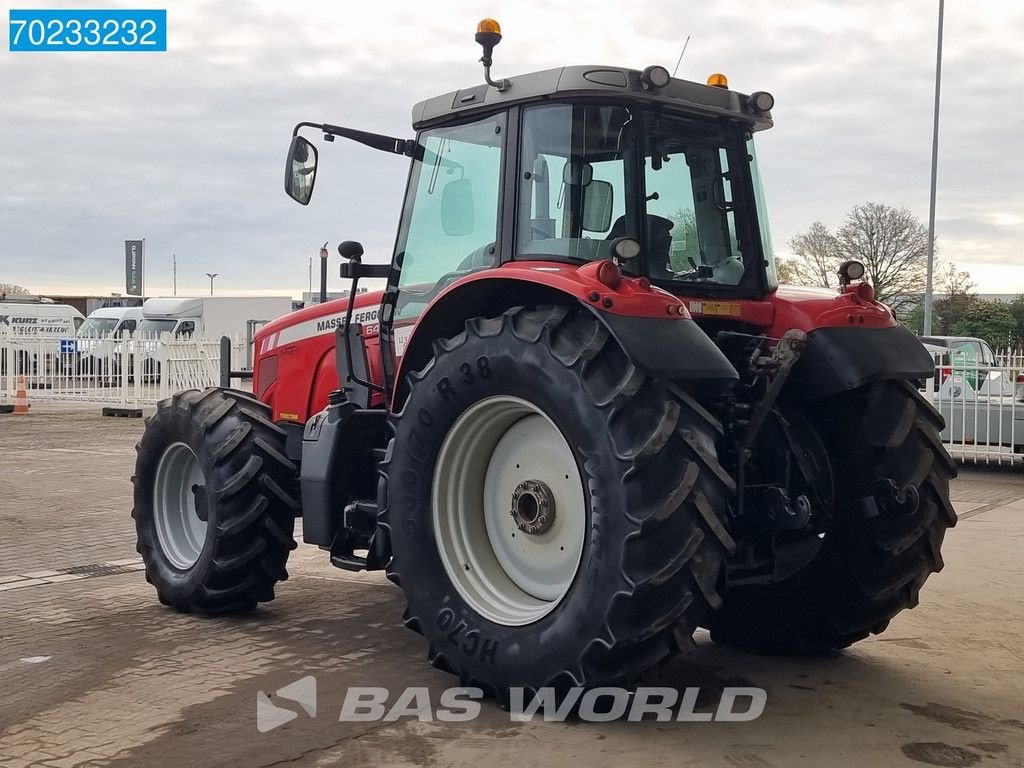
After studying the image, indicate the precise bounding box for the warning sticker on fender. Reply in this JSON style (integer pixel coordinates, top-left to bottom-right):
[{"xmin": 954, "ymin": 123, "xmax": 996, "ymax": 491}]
[
  {"xmin": 689, "ymin": 301, "xmax": 742, "ymax": 317},
  {"xmin": 394, "ymin": 325, "xmax": 414, "ymax": 357}
]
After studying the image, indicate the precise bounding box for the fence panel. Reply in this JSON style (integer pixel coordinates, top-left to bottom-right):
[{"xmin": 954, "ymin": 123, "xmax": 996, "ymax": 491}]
[
  {"xmin": 0, "ymin": 329, "xmax": 249, "ymax": 410},
  {"xmin": 929, "ymin": 346, "xmax": 1024, "ymax": 466}
]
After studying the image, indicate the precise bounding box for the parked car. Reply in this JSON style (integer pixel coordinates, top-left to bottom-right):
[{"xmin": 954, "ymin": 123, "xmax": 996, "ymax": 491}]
[{"xmin": 918, "ymin": 336, "xmax": 997, "ymax": 389}]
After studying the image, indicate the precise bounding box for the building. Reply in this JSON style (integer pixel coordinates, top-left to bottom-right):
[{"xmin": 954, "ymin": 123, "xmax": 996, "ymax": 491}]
[{"xmin": 41, "ymin": 294, "xmax": 144, "ymax": 316}]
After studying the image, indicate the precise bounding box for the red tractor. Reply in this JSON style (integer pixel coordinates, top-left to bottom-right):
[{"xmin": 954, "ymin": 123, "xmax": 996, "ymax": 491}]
[{"xmin": 133, "ymin": 20, "xmax": 955, "ymax": 699}]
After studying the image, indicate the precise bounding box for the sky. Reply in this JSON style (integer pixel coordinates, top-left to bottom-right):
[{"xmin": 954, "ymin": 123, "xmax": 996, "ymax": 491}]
[{"xmin": 1, "ymin": 0, "xmax": 1022, "ymax": 298}]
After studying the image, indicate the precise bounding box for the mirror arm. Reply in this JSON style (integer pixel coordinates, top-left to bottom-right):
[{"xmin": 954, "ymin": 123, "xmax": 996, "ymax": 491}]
[{"xmin": 292, "ymin": 122, "xmax": 414, "ymax": 157}]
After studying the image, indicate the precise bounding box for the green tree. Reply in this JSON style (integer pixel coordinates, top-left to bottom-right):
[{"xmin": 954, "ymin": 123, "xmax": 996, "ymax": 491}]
[
  {"xmin": 949, "ymin": 300, "xmax": 1017, "ymax": 348},
  {"xmin": 902, "ymin": 303, "xmax": 925, "ymax": 335},
  {"xmin": 1008, "ymin": 295, "xmax": 1024, "ymax": 346},
  {"xmin": 932, "ymin": 262, "xmax": 977, "ymax": 335}
]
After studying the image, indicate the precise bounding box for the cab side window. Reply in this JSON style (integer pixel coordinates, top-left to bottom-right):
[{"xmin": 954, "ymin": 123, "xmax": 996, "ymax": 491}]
[
  {"xmin": 175, "ymin": 321, "xmax": 195, "ymax": 338},
  {"xmin": 395, "ymin": 113, "xmax": 505, "ymax": 319}
]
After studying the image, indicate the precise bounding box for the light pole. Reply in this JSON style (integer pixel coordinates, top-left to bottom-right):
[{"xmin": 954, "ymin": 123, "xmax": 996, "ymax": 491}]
[
  {"xmin": 205, "ymin": 272, "xmax": 219, "ymax": 296},
  {"xmin": 922, "ymin": 0, "xmax": 945, "ymax": 335}
]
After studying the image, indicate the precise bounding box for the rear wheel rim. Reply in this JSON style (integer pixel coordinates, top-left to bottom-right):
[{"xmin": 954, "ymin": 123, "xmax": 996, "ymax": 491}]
[
  {"xmin": 153, "ymin": 442, "xmax": 207, "ymax": 570},
  {"xmin": 432, "ymin": 396, "xmax": 586, "ymax": 627}
]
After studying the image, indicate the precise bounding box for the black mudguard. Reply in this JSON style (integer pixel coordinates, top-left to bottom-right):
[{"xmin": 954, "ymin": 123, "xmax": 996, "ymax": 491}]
[
  {"xmin": 593, "ymin": 309, "xmax": 738, "ymax": 381},
  {"xmin": 785, "ymin": 324, "xmax": 935, "ymax": 400}
]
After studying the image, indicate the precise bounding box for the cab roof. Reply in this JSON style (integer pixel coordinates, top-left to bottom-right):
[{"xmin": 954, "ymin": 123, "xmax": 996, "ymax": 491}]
[{"xmin": 411, "ymin": 65, "xmax": 773, "ymax": 131}]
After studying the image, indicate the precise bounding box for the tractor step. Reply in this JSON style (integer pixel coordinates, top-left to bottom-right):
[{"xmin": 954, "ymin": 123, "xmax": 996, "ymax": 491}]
[
  {"xmin": 330, "ymin": 552, "xmax": 368, "ymax": 571},
  {"xmin": 328, "ymin": 500, "xmax": 379, "ymax": 572}
]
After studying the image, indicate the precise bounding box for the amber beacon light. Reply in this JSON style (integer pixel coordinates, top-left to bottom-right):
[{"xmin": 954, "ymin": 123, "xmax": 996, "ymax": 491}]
[{"xmin": 475, "ymin": 18, "xmax": 511, "ymax": 91}]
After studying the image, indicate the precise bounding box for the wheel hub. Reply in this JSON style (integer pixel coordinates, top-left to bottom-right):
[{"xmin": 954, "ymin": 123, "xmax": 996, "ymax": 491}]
[
  {"xmin": 510, "ymin": 479, "xmax": 556, "ymax": 535},
  {"xmin": 152, "ymin": 442, "xmax": 208, "ymax": 570}
]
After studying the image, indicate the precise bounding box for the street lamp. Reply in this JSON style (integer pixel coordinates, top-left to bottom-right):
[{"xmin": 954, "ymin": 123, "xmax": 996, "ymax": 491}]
[
  {"xmin": 205, "ymin": 272, "xmax": 219, "ymax": 296},
  {"xmin": 922, "ymin": 0, "xmax": 945, "ymax": 335}
]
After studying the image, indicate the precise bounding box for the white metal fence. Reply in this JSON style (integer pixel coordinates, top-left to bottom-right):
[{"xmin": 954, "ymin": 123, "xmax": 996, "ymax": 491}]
[
  {"xmin": 0, "ymin": 330, "xmax": 249, "ymax": 410},
  {"xmin": 4, "ymin": 328, "xmax": 1022, "ymax": 466},
  {"xmin": 926, "ymin": 347, "xmax": 1024, "ymax": 466}
]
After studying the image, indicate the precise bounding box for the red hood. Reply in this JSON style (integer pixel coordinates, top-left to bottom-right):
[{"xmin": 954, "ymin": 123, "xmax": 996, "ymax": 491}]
[{"xmin": 255, "ymin": 290, "xmax": 385, "ymax": 342}]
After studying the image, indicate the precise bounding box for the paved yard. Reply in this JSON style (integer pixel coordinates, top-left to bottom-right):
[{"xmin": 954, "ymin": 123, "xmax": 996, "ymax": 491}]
[{"xmin": 1, "ymin": 404, "xmax": 1022, "ymax": 768}]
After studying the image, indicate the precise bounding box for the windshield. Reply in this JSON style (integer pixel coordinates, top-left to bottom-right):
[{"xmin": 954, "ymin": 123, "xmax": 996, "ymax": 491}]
[
  {"xmin": 516, "ymin": 103, "xmax": 774, "ymax": 290},
  {"xmin": 137, "ymin": 319, "xmax": 177, "ymax": 336},
  {"xmin": 77, "ymin": 317, "xmax": 118, "ymax": 336}
]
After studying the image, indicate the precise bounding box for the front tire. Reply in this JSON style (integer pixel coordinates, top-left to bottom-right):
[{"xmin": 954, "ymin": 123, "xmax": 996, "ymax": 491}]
[
  {"xmin": 133, "ymin": 388, "xmax": 299, "ymax": 613},
  {"xmin": 709, "ymin": 380, "xmax": 957, "ymax": 652},
  {"xmin": 381, "ymin": 306, "xmax": 735, "ymax": 698}
]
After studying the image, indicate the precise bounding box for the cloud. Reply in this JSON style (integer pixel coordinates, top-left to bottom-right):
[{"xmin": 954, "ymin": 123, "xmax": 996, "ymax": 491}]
[{"xmin": 1, "ymin": 0, "xmax": 1022, "ymax": 296}]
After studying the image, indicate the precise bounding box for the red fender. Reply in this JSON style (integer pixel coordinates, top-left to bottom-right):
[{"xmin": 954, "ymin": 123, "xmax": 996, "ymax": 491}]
[{"xmin": 390, "ymin": 261, "xmax": 692, "ymax": 408}]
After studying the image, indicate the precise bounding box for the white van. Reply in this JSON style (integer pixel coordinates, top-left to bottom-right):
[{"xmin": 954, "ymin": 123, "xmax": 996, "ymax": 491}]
[
  {"xmin": 0, "ymin": 298, "xmax": 85, "ymax": 375},
  {"xmin": 0, "ymin": 298, "xmax": 84, "ymax": 337},
  {"xmin": 76, "ymin": 306, "xmax": 146, "ymax": 376},
  {"xmin": 77, "ymin": 306, "xmax": 144, "ymax": 338}
]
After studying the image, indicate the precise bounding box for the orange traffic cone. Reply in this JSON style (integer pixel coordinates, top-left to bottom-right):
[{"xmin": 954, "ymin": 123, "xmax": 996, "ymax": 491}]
[{"xmin": 13, "ymin": 375, "xmax": 30, "ymax": 414}]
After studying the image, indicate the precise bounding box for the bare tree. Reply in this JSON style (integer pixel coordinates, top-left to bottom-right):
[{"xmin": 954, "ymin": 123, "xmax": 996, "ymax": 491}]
[
  {"xmin": 784, "ymin": 222, "xmax": 838, "ymax": 287},
  {"xmin": 834, "ymin": 202, "xmax": 929, "ymax": 314},
  {"xmin": 783, "ymin": 203, "xmax": 930, "ymax": 315},
  {"xmin": 0, "ymin": 282, "xmax": 30, "ymax": 297},
  {"xmin": 939, "ymin": 261, "xmax": 975, "ymax": 298}
]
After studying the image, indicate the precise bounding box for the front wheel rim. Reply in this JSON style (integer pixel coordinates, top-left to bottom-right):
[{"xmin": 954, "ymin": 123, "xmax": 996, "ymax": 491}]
[
  {"xmin": 432, "ymin": 396, "xmax": 586, "ymax": 627},
  {"xmin": 153, "ymin": 442, "xmax": 208, "ymax": 570}
]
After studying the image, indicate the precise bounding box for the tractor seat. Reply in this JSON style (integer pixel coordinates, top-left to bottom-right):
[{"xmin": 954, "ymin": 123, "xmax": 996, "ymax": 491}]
[{"xmin": 607, "ymin": 215, "xmax": 674, "ymax": 278}]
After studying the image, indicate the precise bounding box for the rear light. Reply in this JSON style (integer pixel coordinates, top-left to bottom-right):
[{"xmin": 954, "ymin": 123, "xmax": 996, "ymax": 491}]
[
  {"xmin": 595, "ymin": 259, "xmax": 622, "ymax": 289},
  {"xmin": 941, "ymin": 367, "xmax": 952, "ymax": 381},
  {"xmin": 855, "ymin": 281, "xmax": 875, "ymax": 302},
  {"xmin": 255, "ymin": 354, "xmax": 279, "ymax": 400}
]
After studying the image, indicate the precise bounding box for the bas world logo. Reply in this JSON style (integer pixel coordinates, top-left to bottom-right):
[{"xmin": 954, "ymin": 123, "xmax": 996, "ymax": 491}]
[
  {"xmin": 256, "ymin": 676, "xmax": 317, "ymax": 733},
  {"xmin": 255, "ymin": 679, "xmax": 766, "ymax": 730}
]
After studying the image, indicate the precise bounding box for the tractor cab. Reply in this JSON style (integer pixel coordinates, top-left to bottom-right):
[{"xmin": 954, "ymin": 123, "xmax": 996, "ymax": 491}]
[{"xmin": 285, "ymin": 20, "xmax": 780, "ymax": 357}]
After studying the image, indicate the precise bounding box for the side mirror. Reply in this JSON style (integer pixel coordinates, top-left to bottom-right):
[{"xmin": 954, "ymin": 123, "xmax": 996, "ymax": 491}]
[
  {"xmin": 285, "ymin": 136, "xmax": 318, "ymax": 205},
  {"xmin": 562, "ymin": 161, "xmax": 594, "ymax": 187},
  {"xmin": 581, "ymin": 179, "xmax": 614, "ymax": 232},
  {"xmin": 441, "ymin": 178, "xmax": 475, "ymax": 236}
]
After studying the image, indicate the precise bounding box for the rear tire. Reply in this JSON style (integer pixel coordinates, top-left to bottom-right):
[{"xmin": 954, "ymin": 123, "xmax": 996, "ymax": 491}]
[
  {"xmin": 380, "ymin": 306, "xmax": 735, "ymax": 698},
  {"xmin": 133, "ymin": 388, "xmax": 299, "ymax": 613},
  {"xmin": 709, "ymin": 380, "xmax": 957, "ymax": 652}
]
